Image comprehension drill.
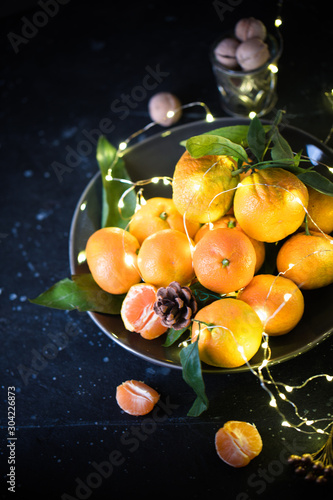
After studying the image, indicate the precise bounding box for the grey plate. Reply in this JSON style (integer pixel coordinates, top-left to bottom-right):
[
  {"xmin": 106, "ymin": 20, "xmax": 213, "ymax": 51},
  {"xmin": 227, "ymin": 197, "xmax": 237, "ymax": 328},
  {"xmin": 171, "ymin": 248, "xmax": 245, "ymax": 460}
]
[{"xmin": 69, "ymin": 117, "xmax": 333, "ymax": 373}]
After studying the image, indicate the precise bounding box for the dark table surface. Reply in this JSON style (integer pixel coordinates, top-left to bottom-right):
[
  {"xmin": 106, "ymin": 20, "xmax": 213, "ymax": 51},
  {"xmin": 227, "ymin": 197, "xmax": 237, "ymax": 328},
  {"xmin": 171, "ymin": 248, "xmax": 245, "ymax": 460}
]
[{"xmin": 1, "ymin": 1, "xmax": 333, "ymax": 499}]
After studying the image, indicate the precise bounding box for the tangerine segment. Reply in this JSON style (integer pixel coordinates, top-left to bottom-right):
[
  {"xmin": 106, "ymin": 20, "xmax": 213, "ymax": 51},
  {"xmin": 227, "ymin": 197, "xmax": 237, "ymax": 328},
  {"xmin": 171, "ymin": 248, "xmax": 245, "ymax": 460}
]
[
  {"xmin": 116, "ymin": 380, "xmax": 160, "ymax": 416},
  {"xmin": 233, "ymin": 167, "xmax": 309, "ymax": 243},
  {"xmin": 193, "ymin": 228, "xmax": 256, "ymax": 294},
  {"xmin": 129, "ymin": 197, "xmax": 200, "ymax": 245},
  {"xmin": 276, "ymin": 231, "xmax": 333, "ymax": 290},
  {"xmin": 191, "ymin": 298, "xmax": 263, "ymax": 368},
  {"xmin": 121, "ymin": 283, "xmax": 168, "ymax": 339},
  {"xmin": 215, "ymin": 421, "xmax": 263, "ymax": 468},
  {"xmin": 237, "ymin": 274, "xmax": 304, "ymax": 336},
  {"xmin": 172, "ymin": 151, "xmax": 239, "ymax": 224},
  {"xmin": 85, "ymin": 227, "xmax": 141, "ymax": 295},
  {"xmin": 137, "ymin": 229, "xmax": 195, "ymax": 288}
]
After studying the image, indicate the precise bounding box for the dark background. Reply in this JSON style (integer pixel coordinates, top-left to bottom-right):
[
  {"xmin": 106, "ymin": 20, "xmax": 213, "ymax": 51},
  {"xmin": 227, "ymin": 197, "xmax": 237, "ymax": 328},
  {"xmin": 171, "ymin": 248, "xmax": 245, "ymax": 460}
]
[{"xmin": 1, "ymin": 1, "xmax": 333, "ymax": 499}]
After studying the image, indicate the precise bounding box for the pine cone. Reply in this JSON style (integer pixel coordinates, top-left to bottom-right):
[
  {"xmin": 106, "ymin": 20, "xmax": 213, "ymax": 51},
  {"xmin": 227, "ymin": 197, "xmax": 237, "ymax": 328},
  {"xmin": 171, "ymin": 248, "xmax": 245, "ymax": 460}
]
[{"xmin": 153, "ymin": 281, "xmax": 198, "ymax": 330}]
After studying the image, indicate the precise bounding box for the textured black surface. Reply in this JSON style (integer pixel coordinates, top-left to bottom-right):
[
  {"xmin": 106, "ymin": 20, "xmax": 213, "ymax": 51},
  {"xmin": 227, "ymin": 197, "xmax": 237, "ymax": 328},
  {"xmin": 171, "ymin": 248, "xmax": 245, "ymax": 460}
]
[{"xmin": 1, "ymin": 1, "xmax": 333, "ymax": 499}]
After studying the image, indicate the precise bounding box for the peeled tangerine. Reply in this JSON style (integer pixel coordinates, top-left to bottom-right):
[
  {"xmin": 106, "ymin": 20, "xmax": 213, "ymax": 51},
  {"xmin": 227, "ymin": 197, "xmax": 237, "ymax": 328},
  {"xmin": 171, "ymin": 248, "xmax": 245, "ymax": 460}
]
[
  {"xmin": 120, "ymin": 283, "xmax": 168, "ymax": 340},
  {"xmin": 215, "ymin": 421, "xmax": 263, "ymax": 468}
]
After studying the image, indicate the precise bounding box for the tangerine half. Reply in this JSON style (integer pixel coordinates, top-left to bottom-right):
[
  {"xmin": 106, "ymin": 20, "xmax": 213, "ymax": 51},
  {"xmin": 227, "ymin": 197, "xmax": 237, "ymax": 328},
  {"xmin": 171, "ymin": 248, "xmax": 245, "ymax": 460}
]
[
  {"xmin": 116, "ymin": 380, "xmax": 160, "ymax": 416},
  {"xmin": 120, "ymin": 283, "xmax": 168, "ymax": 339},
  {"xmin": 215, "ymin": 421, "xmax": 263, "ymax": 468}
]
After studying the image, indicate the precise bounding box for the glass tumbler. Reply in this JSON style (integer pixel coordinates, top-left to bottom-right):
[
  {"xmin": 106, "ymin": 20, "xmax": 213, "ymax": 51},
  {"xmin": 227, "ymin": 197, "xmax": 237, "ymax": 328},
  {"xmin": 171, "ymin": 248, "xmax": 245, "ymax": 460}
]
[{"xmin": 210, "ymin": 32, "xmax": 283, "ymax": 118}]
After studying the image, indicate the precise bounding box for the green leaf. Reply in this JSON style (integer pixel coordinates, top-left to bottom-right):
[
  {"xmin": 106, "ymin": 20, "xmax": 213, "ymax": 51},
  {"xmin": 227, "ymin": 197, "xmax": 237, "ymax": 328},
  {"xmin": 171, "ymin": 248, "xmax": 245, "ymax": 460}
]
[
  {"xmin": 297, "ymin": 171, "xmax": 333, "ymax": 196},
  {"xmin": 190, "ymin": 282, "xmax": 221, "ymax": 308},
  {"xmin": 185, "ymin": 134, "xmax": 248, "ymax": 162},
  {"xmin": 163, "ymin": 326, "xmax": 189, "ymax": 347},
  {"xmin": 96, "ymin": 136, "xmax": 136, "ymax": 228},
  {"xmin": 247, "ymin": 115, "xmax": 266, "ymax": 161},
  {"xmin": 180, "ymin": 339, "xmax": 209, "ymax": 417},
  {"xmin": 29, "ymin": 274, "xmax": 125, "ymax": 314},
  {"xmin": 271, "ymin": 129, "xmax": 294, "ymax": 162}
]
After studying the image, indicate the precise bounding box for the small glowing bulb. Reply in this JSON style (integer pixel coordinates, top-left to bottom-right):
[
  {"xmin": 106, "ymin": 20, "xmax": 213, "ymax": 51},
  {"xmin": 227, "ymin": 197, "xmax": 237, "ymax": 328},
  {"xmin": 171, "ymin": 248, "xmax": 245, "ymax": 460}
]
[
  {"xmin": 261, "ymin": 341, "xmax": 268, "ymax": 349},
  {"xmin": 151, "ymin": 177, "xmax": 159, "ymax": 184},
  {"xmin": 124, "ymin": 254, "xmax": 135, "ymax": 267},
  {"xmin": 306, "ymin": 420, "xmax": 314, "ymax": 426},
  {"xmin": 279, "ymin": 392, "xmax": 286, "ymax": 400},
  {"xmin": 206, "ymin": 113, "xmax": 214, "ymax": 123},
  {"xmin": 80, "ymin": 202, "xmax": 87, "ymax": 211},
  {"xmin": 77, "ymin": 250, "xmax": 86, "ymax": 264},
  {"xmin": 282, "ymin": 421, "xmax": 291, "ymax": 427},
  {"xmin": 268, "ymin": 64, "xmax": 278, "ymax": 73},
  {"xmin": 256, "ymin": 308, "xmax": 268, "ymax": 322},
  {"xmin": 118, "ymin": 199, "xmax": 125, "ymax": 209},
  {"xmin": 163, "ymin": 177, "xmax": 171, "ymax": 185},
  {"xmin": 283, "ymin": 293, "xmax": 292, "ymax": 302},
  {"xmin": 119, "ymin": 142, "xmax": 127, "ymax": 151},
  {"xmin": 275, "ymin": 17, "xmax": 282, "ymax": 27},
  {"xmin": 326, "ymin": 375, "xmax": 333, "ymax": 382},
  {"xmin": 249, "ymin": 111, "xmax": 257, "ymax": 119},
  {"xmin": 166, "ymin": 110, "xmax": 175, "ymax": 118},
  {"xmin": 237, "ymin": 345, "xmax": 245, "ymax": 354},
  {"xmin": 285, "ymin": 385, "xmax": 293, "ymax": 393},
  {"xmin": 269, "ymin": 398, "xmax": 277, "ymax": 408},
  {"xmin": 105, "ymin": 173, "xmax": 113, "ymax": 181},
  {"xmin": 192, "ymin": 182, "xmax": 201, "ymax": 192},
  {"xmin": 261, "ymin": 359, "xmax": 269, "ymax": 368},
  {"xmin": 317, "ymin": 428, "xmax": 325, "ymax": 434}
]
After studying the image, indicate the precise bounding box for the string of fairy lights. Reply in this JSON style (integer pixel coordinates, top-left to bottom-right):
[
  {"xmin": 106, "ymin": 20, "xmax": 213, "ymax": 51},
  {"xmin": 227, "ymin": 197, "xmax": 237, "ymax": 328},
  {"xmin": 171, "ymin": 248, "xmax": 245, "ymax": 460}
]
[
  {"xmin": 77, "ymin": 0, "xmax": 333, "ymax": 442},
  {"xmin": 93, "ymin": 95, "xmax": 333, "ymax": 439}
]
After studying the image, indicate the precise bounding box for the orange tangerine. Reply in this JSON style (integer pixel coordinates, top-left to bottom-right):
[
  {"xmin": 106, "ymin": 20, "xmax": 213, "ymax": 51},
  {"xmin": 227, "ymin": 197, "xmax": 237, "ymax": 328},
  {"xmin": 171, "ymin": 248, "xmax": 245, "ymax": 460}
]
[
  {"xmin": 276, "ymin": 231, "xmax": 333, "ymax": 290},
  {"xmin": 137, "ymin": 229, "xmax": 195, "ymax": 288},
  {"xmin": 85, "ymin": 227, "xmax": 141, "ymax": 295},
  {"xmin": 116, "ymin": 380, "xmax": 160, "ymax": 416},
  {"xmin": 129, "ymin": 197, "xmax": 200, "ymax": 245},
  {"xmin": 237, "ymin": 274, "xmax": 304, "ymax": 335},
  {"xmin": 215, "ymin": 421, "xmax": 263, "ymax": 468},
  {"xmin": 120, "ymin": 283, "xmax": 168, "ymax": 339},
  {"xmin": 193, "ymin": 228, "xmax": 256, "ymax": 294},
  {"xmin": 172, "ymin": 151, "xmax": 239, "ymax": 223},
  {"xmin": 233, "ymin": 167, "xmax": 309, "ymax": 242},
  {"xmin": 191, "ymin": 298, "xmax": 263, "ymax": 368},
  {"xmin": 303, "ymin": 186, "xmax": 333, "ymax": 234},
  {"xmin": 194, "ymin": 215, "xmax": 265, "ymax": 274}
]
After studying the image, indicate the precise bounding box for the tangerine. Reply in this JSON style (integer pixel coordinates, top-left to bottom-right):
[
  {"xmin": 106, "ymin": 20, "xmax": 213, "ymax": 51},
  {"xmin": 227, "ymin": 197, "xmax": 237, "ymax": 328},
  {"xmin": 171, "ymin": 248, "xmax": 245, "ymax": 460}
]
[
  {"xmin": 237, "ymin": 274, "xmax": 304, "ymax": 335},
  {"xmin": 172, "ymin": 151, "xmax": 239, "ymax": 223},
  {"xmin": 191, "ymin": 298, "xmax": 263, "ymax": 368},
  {"xmin": 215, "ymin": 421, "xmax": 263, "ymax": 468},
  {"xmin": 120, "ymin": 283, "xmax": 168, "ymax": 339},
  {"xmin": 116, "ymin": 380, "xmax": 160, "ymax": 416},
  {"xmin": 276, "ymin": 231, "xmax": 333, "ymax": 289},
  {"xmin": 193, "ymin": 228, "xmax": 256, "ymax": 294},
  {"xmin": 85, "ymin": 227, "xmax": 141, "ymax": 295},
  {"xmin": 194, "ymin": 215, "xmax": 265, "ymax": 274},
  {"xmin": 129, "ymin": 197, "xmax": 200, "ymax": 245},
  {"xmin": 137, "ymin": 229, "xmax": 195, "ymax": 288},
  {"xmin": 233, "ymin": 167, "xmax": 309, "ymax": 242},
  {"xmin": 303, "ymin": 186, "xmax": 333, "ymax": 234}
]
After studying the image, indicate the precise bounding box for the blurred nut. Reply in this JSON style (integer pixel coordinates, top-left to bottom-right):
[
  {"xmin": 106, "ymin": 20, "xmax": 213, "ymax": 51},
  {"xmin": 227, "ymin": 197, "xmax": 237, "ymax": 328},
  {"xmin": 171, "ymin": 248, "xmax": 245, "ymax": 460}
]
[
  {"xmin": 236, "ymin": 38, "xmax": 270, "ymax": 71},
  {"xmin": 148, "ymin": 92, "xmax": 182, "ymax": 127},
  {"xmin": 235, "ymin": 17, "xmax": 267, "ymax": 42},
  {"xmin": 214, "ymin": 37, "xmax": 240, "ymax": 69}
]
